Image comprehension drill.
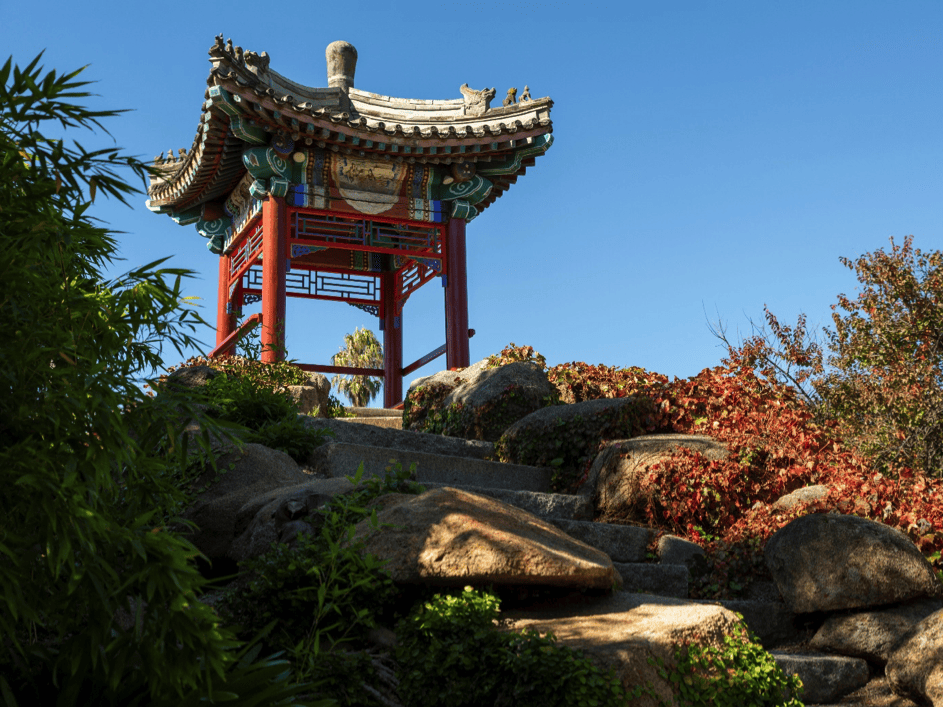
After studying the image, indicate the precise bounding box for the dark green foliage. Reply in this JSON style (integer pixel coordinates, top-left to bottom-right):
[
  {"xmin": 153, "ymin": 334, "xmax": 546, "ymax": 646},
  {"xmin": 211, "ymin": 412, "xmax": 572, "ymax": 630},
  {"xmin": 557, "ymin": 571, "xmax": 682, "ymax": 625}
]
[
  {"xmin": 202, "ymin": 373, "xmax": 301, "ymax": 431},
  {"xmin": 216, "ymin": 462, "xmax": 425, "ymax": 697},
  {"xmin": 651, "ymin": 618, "xmax": 803, "ymax": 707},
  {"xmin": 243, "ymin": 415, "xmax": 336, "ymax": 463},
  {"xmin": 321, "ymin": 392, "xmax": 358, "ymax": 419},
  {"xmin": 290, "ymin": 649, "xmax": 381, "ymax": 707},
  {"xmin": 394, "ymin": 586, "xmax": 629, "ymax": 707},
  {"xmin": 0, "ymin": 52, "xmax": 332, "ymax": 706},
  {"xmin": 198, "ymin": 353, "xmax": 311, "ymax": 390},
  {"xmin": 0, "ymin": 620, "xmax": 336, "ymax": 707}
]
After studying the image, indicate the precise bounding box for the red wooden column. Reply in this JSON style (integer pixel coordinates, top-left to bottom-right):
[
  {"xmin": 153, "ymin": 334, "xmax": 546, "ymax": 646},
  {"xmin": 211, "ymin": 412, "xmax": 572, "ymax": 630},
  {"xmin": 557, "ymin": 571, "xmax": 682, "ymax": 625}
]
[
  {"xmin": 216, "ymin": 252, "xmax": 236, "ymax": 348},
  {"xmin": 261, "ymin": 195, "xmax": 287, "ymax": 363},
  {"xmin": 445, "ymin": 217, "xmax": 470, "ymax": 369},
  {"xmin": 382, "ymin": 271, "xmax": 403, "ymax": 408}
]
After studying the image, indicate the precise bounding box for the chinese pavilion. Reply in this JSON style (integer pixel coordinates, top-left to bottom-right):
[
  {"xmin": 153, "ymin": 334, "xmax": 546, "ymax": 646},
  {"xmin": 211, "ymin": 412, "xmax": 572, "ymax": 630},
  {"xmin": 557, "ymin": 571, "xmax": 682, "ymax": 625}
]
[{"xmin": 146, "ymin": 38, "xmax": 554, "ymax": 408}]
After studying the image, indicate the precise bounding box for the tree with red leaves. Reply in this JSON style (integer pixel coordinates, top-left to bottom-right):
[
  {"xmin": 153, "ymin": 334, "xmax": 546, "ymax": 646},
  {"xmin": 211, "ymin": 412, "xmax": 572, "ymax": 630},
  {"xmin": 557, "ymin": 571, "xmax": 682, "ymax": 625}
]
[{"xmin": 711, "ymin": 236, "xmax": 942, "ymax": 479}]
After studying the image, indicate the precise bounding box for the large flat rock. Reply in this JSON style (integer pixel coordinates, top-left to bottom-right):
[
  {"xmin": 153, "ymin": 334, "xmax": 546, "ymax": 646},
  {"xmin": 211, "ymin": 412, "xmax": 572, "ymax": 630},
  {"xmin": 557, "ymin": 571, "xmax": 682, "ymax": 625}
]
[
  {"xmin": 499, "ymin": 591, "xmax": 747, "ymax": 707},
  {"xmin": 345, "ymin": 487, "xmax": 622, "ymax": 590}
]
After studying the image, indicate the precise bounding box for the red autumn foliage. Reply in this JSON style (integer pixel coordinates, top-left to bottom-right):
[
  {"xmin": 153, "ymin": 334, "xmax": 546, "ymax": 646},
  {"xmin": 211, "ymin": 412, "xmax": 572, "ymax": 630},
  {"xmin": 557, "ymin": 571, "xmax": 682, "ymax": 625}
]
[{"xmin": 517, "ymin": 337, "xmax": 943, "ymax": 600}]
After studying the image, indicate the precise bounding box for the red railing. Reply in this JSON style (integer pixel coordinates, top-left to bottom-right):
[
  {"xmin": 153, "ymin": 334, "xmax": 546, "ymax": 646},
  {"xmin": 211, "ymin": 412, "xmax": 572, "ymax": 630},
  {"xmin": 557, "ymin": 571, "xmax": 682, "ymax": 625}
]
[
  {"xmin": 208, "ymin": 313, "xmax": 263, "ymax": 359},
  {"xmin": 210, "ymin": 330, "xmax": 473, "ymax": 410}
]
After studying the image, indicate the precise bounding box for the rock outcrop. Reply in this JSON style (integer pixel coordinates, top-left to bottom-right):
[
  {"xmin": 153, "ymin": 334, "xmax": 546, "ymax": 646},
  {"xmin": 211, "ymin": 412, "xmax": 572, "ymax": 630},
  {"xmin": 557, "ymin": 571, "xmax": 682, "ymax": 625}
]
[
  {"xmin": 810, "ymin": 597, "xmax": 943, "ymax": 665},
  {"xmin": 344, "ymin": 486, "xmax": 621, "ymax": 590},
  {"xmin": 499, "ymin": 592, "xmax": 747, "ymax": 707},
  {"xmin": 496, "ymin": 396, "xmax": 656, "ymax": 475},
  {"xmin": 157, "ymin": 358, "xmax": 943, "ymax": 707},
  {"xmin": 765, "ymin": 513, "xmax": 943, "ymax": 614},
  {"xmin": 172, "ymin": 443, "xmax": 315, "ymax": 560},
  {"xmin": 886, "ymin": 608, "xmax": 943, "ymax": 707},
  {"xmin": 438, "ymin": 360, "xmax": 558, "ymax": 442},
  {"xmin": 583, "ymin": 434, "xmax": 729, "ymax": 522}
]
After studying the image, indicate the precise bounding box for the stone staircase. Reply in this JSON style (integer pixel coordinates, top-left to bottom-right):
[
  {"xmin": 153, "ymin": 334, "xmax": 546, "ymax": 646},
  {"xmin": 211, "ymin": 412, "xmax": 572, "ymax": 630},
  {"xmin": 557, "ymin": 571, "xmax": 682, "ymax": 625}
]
[
  {"xmin": 335, "ymin": 407, "xmax": 403, "ymax": 429},
  {"xmin": 302, "ymin": 414, "xmax": 893, "ymax": 707}
]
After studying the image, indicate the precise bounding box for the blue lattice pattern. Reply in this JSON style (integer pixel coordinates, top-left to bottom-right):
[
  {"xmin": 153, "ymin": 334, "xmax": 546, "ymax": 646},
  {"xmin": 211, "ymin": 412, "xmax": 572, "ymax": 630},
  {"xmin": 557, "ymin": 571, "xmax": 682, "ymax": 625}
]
[
  {"xmin": 415, "ymin": 257, "xmax": 442, "ymax": 272},
  {"xmin": 291, "ymin": 244, "xmax": 327, "ymax": 258},
  {"xmin": 242, "ymin": 266, "xmax": 381, "ymax": 303}
]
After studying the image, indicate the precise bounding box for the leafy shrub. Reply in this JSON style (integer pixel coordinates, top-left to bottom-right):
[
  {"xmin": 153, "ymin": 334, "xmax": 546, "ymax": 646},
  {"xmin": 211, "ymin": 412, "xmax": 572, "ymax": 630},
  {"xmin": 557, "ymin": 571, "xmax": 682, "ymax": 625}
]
[
  {"xmin": 394, "ymin": 586, "xmax": 629, "ymax": 707},
  {"xmin": 317, "ymin": 393, "xmax": 358, "ymax": 419},
  {"xmin": 201, "ymin": 373, "xmax": 300, "ymax": 431},
  {"xmin": 485, "ymin": 342, "xmax": 549, "ymax": 370},
  {"xmin": 602, "ymin": 352, "xmax": 943, "ymax": 597},
  {"xmin": 217, "ymin": 462, "xmax": 425, "ymax": 692},
  {"xmin": 405, "ymin": 344, "xmax": 555, "ymax": 435},
  {"xmin": 651, "ymin": 618, "xmax": 803, "ymax": 706},
  {"xmin": 710, "ymin": 236, "xmax": 942, "ymax": 479},
  {"xmin": 0, "ymin": 53, "xmax": 330, "ymax": 707},
  {"xmin": 154, "ymin": 354, "xmax": 312, "ymax": 395},
  {"xmin": 546, "ymin": 361, "xmax": 674, "ymax": 408},
  {"xmin": 243, "ymin": 416, "xmax": 336, "ymax": 463}
]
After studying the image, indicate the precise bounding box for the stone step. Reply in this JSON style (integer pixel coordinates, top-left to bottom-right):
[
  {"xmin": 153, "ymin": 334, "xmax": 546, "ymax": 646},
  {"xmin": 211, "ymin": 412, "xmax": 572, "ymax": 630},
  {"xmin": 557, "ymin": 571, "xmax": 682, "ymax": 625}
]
[
  {"xmin": 311, "ymin": 442, "xmax": 553, "ymax": 493},
  {"xmin": 342, "ymin": 407, "xmax": 402, "ymax": 418},
  {"xmin": 336, "ymin": 416, "xmax": 403, "ymax": 429},
  {"xmin": 769, "ymin": 651, "xmax": 870, "ymax": 705},
  {"xmin": 300, "ymin": 415, "xmax": 493, "ymax": 460},
  {"xmin": 547, "ymin": 519, "xmax": 653, "ymax": 563},
  {"xmin": 613, "ymin": 562, "xmax": 689, "ymax": 599},
  {"xmin": 695, "ymin": 599, "xmax": 803, "ymax": 649},
  {"xmin": 802, "ymin": 676, "xmax": 920, "ymax": 707}
]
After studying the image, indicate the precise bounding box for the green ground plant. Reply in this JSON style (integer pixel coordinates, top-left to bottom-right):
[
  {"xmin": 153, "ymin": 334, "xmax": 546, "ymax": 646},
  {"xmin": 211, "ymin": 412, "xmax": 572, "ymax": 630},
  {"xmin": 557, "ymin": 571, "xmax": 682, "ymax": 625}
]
[
  {"xmin": 200, "ymin": 372, "xmax": 301, "ymax": 431},
  {"xmin": 243, "ymin": 416, "xmax": 337, "ymax": 463},
  {"xmin": 648, "ymin": 618, "xmax": 803, "ymax": 707},
  {"xmin": 394, "ymin": 585, "xmax": 630, "ymax": 707},
  {"xmin": 214, "ymin": 461, "xmax": 424, "ymax": 703}
]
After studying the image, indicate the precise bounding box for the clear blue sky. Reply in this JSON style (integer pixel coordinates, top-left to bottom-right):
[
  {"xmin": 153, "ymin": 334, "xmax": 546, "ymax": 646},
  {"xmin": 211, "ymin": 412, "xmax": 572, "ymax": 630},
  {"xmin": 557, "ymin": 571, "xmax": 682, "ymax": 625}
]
[{"xmin": 4, "ymin": 1, "xmax": 941, "ymax": 406}]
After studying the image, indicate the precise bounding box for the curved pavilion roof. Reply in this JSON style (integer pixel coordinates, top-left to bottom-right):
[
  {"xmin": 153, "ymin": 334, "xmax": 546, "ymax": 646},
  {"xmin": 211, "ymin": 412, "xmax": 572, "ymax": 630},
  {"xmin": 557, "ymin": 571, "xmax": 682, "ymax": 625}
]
[{"xmin": 146, "ymin": 37, "xmax": 554, "ymax": 225}]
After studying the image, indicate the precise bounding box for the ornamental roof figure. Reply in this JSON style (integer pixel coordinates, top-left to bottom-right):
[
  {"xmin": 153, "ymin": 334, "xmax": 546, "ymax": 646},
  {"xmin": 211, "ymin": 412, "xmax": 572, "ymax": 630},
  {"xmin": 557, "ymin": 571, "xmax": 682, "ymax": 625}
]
[{"xmin": 146, "ymin": 37, "xmax": 554, "ymax": 252}]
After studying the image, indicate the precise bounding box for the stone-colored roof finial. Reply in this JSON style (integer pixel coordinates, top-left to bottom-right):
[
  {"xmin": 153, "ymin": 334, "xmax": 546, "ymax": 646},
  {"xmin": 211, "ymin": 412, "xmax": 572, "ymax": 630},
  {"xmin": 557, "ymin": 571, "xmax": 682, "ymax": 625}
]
[{"xmin": 326, "ymin": 41, "xmax": 357, "ymax": 92}]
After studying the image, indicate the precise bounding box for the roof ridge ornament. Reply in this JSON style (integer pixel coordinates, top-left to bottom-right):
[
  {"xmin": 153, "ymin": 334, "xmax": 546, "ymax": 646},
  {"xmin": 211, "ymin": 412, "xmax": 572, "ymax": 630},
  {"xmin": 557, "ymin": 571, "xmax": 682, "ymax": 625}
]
[
  {"xmin": 460, "ymin": 84, "xmax": 496, "ymax": 116},
  {"xmin": 209, "ymin": 34, "xmax": 270, "ymax": 78},
  {"xmin": 326, "ymin": 41, "xmax": 357, "ymax": 92}
]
